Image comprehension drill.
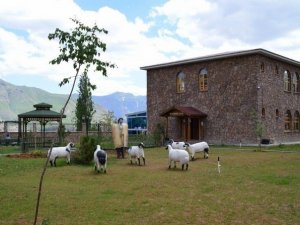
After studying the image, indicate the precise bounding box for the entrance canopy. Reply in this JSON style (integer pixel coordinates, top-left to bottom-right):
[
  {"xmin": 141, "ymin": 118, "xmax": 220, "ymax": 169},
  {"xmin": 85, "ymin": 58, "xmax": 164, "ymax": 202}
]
[
  {"xmin": 18, "ymin": 103, "xmax": 66, "ymax": 145},
  {"xmin": 160, "ymin": 106, "xmax": 207, "ymax": 118},
  {"xmin": 160, "ymin": 106, "xmax": 207, "ymax": 141}
]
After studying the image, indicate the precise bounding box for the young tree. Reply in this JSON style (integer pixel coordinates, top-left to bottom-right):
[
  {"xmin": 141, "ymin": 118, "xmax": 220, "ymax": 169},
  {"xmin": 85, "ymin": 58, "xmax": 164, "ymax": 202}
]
[
  {"xmin": 75, "ymin": 73, "xmax": 96, "ymax": 132},
  {"xmin": 33, "ymin": 18, "xmax": 115, "ymax": 225},
  {"xmin": 48, "ymin": 18, "xmax": 115, "ymax": 143},
  {"xmin": 100, "ymin": 110, "xmax": 116, "ymax": 126}
]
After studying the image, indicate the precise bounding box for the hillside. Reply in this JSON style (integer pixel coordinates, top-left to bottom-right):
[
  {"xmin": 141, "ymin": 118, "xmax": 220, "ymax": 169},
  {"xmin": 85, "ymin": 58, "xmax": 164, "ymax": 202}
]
[
  {"xmin": 0, "ymin": 79, "xmax": 107, "ymax": 122},
  {"xmin": 0, "ymin": 79, "xmax": 146, "ymax": 122},
  {"xmin": 92, "ymin": 92, "xmax": 146, "ymax": 118}
]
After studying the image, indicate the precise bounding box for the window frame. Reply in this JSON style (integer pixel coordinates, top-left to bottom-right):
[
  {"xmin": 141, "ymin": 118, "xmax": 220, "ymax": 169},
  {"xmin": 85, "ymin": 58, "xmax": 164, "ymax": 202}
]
[
  {"xmin": 285, "ymin": 110, "xmax": 292, "ymax": 131},
  {"xmin": 199, "ymin": 68, "xmax": 208, "ymax": 92},
  {"xmin": 284, "ymin": 70, "xmax": 291, "ymax": 92},
  {"xmin": 176, "ymin": 71, "xmax": 186, "ymax": 93},
  {"xmin": 293, "ymin": 72, "xmax": 300, "ymax": 93},
  {"xmin": 294, "ymin": 111, "xmax": 300, "ymax": 131}
]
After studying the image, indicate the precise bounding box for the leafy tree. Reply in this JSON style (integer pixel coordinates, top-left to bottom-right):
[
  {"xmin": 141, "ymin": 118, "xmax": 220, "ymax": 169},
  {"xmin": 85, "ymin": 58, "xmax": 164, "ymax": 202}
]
[
  {"xmin": 100, "ymin": 110, "xmax": 116, "ymax": 126},
  {"xmin": 33, "ymin": 18, "xmax": 115, "ymax": 225},
  {"xmin": 48, "ymin": 18, "xmax": 115, "ymax": 143},
  {"xmin": 75, "ymin": 73, "xmax": 96, "ymax": 131}
]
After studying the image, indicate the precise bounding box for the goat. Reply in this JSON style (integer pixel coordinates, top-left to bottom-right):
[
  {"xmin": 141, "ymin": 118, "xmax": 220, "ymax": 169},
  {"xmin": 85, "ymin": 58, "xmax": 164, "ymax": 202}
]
[
  {"xmin": 184, "ymin": 142, "xmax": 209, "ymax": 160},
  {"xmin": 94, "ymin": 145, "xmax": 108, "ymax": 173},
  {"xmin": 48, "ymin": 142, "xmax": 75, "ymax": 167},
  {"xmin": 166, "ymin": 144, "xmax": 189, "ymax": 170},
  {"xmin": 127, "ymin": 142, "xmax": 145, "ymax": 166},
  {"xmin": 169, "ymin": 139, "xmax": 186, "ymax": 150}
]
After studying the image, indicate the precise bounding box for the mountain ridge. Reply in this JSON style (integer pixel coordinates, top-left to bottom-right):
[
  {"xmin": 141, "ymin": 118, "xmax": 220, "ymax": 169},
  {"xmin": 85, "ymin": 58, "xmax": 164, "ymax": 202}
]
[{"xmin": 0, "ymin": 79, "xmax": 146, "ymax": 122}]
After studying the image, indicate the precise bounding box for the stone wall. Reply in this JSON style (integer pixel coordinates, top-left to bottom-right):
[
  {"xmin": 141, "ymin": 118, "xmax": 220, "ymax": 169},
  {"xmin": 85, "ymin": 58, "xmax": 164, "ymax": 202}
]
[
  {"xmin": 258, "ymin": 55, "xmax": 300, "ymax": 144},
  {"xmin": 147, "ymin": 53, "xmax": 300, "ymax": 145}
]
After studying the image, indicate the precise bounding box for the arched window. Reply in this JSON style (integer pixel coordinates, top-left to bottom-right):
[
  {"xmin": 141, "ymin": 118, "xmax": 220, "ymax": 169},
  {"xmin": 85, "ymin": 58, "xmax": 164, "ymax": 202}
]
[
  {"xmin": 262, "ymin": 108, "xmax": 265, "ymax": 118},
  {"xmin": 176, "ymin": 71, "xmax": 185, "ymax": 93},
  {"xmin": 293, "ymin": 72, "xmax": 300, "ymax": 93},
  {"xmin": 199, "ymin": 68, "xmax": 208, "ymax": 92},
  {"xmin": 294, "ymin": 111, "xmax": 300, "ymax": 130},
  {"xmin": 284, "ymin": 70, "xmax": 291, "ymax": 92},
  {"xmin": 285, "ymin": 110, "xmax": 292, "ymax": 130}
]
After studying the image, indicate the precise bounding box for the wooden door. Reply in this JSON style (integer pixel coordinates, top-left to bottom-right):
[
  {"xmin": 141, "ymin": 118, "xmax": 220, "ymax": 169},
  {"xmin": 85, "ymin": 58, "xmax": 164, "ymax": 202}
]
[
  {"xmin": 181, "ymin": 118, "xmax": 187, "ymax": 140},
  {"xmin": 190, "ymin": 118, "xmax": 199, "ymax": 140}
]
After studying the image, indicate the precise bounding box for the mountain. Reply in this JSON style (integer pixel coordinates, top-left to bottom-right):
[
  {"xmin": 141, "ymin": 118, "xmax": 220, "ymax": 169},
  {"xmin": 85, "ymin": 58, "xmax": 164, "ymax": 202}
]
[
  {"xmin": 0, "ymin": 79, "xmax": 146, "ymax": 122},
  {"xmin": 92, "ymin": 92, "xmax": 146, "ymax": 118},
  {"xmin": 0, "ymin": 79, "xmax": 107, "ymax": 122}
]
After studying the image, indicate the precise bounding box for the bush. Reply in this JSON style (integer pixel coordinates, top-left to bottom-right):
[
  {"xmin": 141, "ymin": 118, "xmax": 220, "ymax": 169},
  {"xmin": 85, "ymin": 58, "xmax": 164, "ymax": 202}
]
[
  {"xmin": 31, "ymin": 150, "xmax": 47, "ymax": 158},
  {"xmin": 73, "ymin": 136, "xmax": 97, "ymax": 164},
  {"xmin": 153, "ymin": 123, "xmax": 165, "ymax": 146}
]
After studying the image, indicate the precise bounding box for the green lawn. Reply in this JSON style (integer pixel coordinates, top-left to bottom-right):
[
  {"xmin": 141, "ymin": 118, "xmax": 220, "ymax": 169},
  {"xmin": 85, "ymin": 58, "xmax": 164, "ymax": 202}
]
[
  {"xmin": 0, "ymin": 145, "xmax": 21, "ymax": 155},
  {"xmin": 0, "ymin": 147, "xmax": 299, "ymax": 225}
]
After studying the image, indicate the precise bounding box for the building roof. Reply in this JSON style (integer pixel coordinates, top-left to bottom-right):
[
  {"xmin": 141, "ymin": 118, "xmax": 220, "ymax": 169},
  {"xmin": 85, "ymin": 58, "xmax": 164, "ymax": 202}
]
[
  {"xmin": 33, "ymin": 102, "xmax": 53, "ymax": 110},
  {"xmin": 125, "ymin": 111, "xmax": 147, "ymax": 117},
  {"xmin": 160, "ymin": 106, "xmax": 207, "ymax": 118},
  {"xmin": 18, "ymin": 102, "xmax": 66, "ymax": 119},
  {"xmin": 140, "ymin": 48, "xmax": 300, "ymax": 70},
  {"xmin": 18, "ymin": 109, "xmax": 64, "ymax": 118}
]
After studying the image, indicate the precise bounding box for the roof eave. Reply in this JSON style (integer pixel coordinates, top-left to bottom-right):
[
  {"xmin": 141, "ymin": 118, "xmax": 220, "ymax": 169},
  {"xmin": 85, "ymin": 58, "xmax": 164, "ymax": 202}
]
[{"xmin": 140, "ymin": 48, "xmax": 300, "ymax": 70}]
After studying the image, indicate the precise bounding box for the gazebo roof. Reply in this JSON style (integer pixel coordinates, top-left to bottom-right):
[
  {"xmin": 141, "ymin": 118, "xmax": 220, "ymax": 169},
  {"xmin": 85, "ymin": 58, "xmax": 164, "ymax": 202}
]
[
  {"xmin": 18, "ymin": 102, "xmax": 66, "ymax": 119},
  {"xmin": 160, "ymin": 106, "xmax": 207, "ymax": 118},
  {"xmin": 33, "ymin": 102, "xmax": 53, "ymax": 110}
]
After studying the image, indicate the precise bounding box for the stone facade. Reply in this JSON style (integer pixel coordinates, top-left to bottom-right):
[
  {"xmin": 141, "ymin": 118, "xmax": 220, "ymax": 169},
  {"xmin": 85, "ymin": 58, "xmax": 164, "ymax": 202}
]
[{"xmin": 142, "ymin": 49, "xmax": 300, "ymax": 145}]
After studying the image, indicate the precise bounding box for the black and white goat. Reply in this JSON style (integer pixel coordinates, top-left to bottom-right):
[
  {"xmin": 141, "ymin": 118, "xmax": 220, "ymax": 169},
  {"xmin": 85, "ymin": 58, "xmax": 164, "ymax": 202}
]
[
  {"xmin": 127, "ymin": 142, "xmax": 145, "ymax": 166},
  {"xmin": 48, "ymin": 142, "xmax": 75, "ymax": 167},
  {"xmin": 94, "ymin": 145, "xmax": 108, "ymax": 173},
  {"xmin": 184, "ymin": 142, "xmax": 209, "ymax": 160}
]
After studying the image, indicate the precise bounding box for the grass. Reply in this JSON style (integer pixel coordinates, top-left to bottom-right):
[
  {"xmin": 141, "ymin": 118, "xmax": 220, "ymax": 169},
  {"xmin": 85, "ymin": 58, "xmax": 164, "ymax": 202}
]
[
  {"xmin": 0, "ymin": 146, "xmax": 300, "ymax": 225},
  {"xmin": 0, "ymin": 145, "xmax": 21, "ymax": 154}
]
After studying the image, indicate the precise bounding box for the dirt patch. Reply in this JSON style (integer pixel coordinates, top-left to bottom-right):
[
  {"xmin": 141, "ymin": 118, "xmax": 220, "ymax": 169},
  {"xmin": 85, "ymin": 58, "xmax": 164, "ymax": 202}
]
[{"xmin": 6, "ymin": 153, "xmax": 46, "ymax": 158}]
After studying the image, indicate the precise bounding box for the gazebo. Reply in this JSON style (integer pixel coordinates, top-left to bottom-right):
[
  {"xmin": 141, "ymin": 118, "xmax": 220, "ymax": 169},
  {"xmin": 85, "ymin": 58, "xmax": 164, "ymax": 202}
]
[{"xmin": 18, "ymin": 103, "xmax": 66, "ymax": 147}]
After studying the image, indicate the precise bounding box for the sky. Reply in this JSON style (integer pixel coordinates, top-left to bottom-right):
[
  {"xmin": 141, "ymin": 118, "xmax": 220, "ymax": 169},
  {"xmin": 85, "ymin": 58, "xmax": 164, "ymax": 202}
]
[{"xmin": 1, "ymin": 0, "xmax": 300, "ymax": 96}]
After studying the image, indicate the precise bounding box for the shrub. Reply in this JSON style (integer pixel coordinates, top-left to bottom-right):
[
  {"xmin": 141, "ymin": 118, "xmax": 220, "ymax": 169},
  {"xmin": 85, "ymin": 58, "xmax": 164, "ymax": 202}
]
[
  {"xmin": 31, "ymin": 150, "xmax": 47, "ymax": 158},
  {"xmin": 152, "ymin": 123, "xmax": 165, "ymax": 146},
  {"xmin": 73, "ymin": 136, "xmax": 97, "ymax": 164}
]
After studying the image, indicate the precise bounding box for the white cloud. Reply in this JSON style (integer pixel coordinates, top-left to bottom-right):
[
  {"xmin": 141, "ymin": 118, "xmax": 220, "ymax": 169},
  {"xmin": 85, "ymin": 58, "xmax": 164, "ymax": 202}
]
[
  {"xmin": 150, "ymin": 0, "xmax": 300, "ymax": 60},
  {"xmin": 0, "ymin": 0, "xmax": 300, "ymax": 97}
]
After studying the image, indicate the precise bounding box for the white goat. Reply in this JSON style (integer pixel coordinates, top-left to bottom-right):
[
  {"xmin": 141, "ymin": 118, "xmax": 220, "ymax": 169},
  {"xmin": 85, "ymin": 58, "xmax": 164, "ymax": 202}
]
[
  {"xmin": 48, "ymin": 142, "xmax": 75, "ymax": 167},
  {"xmin": 94, "ymin": 145, "xmax": 108, "ymax": 173},
  {"xmin": 184, "ymin": 142, "xmax": 209, "ymax": 160},
  {"xmin": 169, "ymin": 139, "xmax": 186, "ymax": 150},
  {"xmin": 127, "ymin": 142, "xmax": 145, "ymax": 166},
  {"xmin": 166, "ymin": 144, "xmax": 189, "ymax": 170}
]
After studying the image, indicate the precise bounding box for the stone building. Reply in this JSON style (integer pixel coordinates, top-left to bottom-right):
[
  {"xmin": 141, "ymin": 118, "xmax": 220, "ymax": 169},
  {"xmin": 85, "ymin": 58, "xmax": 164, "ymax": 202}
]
[{"xmin": 141, "ymin": 49, "xmax": 300, "ymax": 145}]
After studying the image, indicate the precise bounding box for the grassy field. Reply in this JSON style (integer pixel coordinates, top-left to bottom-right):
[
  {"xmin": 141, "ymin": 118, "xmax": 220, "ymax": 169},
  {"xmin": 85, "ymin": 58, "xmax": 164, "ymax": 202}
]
[{"xmin": 0, "ymin": 146, "xmax": 299, "ymax": 225}]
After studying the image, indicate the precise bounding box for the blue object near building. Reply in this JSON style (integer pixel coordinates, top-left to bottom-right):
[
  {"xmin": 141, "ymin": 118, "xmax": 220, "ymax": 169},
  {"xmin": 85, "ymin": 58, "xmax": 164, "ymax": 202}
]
[{"xmin": 126, "ymin": 111, "xmax": 147, "ymax": 134}]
